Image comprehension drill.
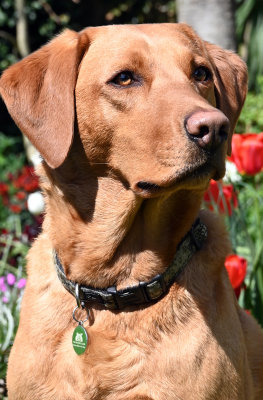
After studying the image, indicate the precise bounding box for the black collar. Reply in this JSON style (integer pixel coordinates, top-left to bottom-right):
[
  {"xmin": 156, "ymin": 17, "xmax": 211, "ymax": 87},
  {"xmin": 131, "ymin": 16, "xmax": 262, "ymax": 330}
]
[{"xmin": 54, "ymin": 218, "xmax": 207, "ymax": 311}]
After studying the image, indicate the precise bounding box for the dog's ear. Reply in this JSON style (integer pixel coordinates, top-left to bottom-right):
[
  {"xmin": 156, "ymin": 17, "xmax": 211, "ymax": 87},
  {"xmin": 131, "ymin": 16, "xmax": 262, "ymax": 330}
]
[
  {"xmin": 0, "ymin": 29, "xmax": 89, "ymax": 168},
  {"xmin": 205, "ymin": 43, "xmax": 248, "ymax": 155}
]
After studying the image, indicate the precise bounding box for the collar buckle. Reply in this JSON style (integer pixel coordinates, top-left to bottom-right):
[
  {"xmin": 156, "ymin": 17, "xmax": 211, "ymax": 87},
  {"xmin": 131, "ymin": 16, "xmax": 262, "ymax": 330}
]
[{"xmin": 144, "ymin": 274, "xmax": 167, "ymax": 301}]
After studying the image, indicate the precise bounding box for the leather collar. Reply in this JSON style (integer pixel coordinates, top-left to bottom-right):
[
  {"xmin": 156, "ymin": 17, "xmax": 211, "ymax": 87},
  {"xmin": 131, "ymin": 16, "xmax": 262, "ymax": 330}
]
[{"xmin": 54, "ymin": 218, "xmax": 207, "ymax": 310}]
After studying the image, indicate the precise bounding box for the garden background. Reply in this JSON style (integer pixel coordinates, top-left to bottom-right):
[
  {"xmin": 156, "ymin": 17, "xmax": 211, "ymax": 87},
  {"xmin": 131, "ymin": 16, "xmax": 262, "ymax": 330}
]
[{"xmin": 0, "ymin": 0, "xmax": 263, "ymax": 397}]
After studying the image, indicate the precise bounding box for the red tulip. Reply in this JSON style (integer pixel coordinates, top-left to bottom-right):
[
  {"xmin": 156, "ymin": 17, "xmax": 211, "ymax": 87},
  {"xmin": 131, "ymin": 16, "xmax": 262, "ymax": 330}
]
[
  {"xmin": 225, "ymin": 254, "xmax": 247, "ymax": 293},
  {"xmin": 13, "ymin": 166, "xmax": 39, "ymax": 193},
  {"xmin": 15, "ymin": 191, "xmax": 27, "ymax": 200},
  {"xmin": 204, "ymin": 180, "xmax": 238, "ymax": 215},
  {"xmin": 9, "ymin": 204, "xmax": 22, "ymax": 214},
  {"xmin": 0, "ymin": 183, "xmax": 8, "ymax": 196},
  {"xmin": 229, "ymin": 133, "xmax": 263, "ymax": 175}
]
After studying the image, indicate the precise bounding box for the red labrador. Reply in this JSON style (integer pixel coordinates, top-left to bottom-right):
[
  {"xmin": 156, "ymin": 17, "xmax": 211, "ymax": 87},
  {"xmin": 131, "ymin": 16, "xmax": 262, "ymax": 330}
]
[{"xmin": 1, "ymin": 23, "xmax": 263, "ymax": 400}]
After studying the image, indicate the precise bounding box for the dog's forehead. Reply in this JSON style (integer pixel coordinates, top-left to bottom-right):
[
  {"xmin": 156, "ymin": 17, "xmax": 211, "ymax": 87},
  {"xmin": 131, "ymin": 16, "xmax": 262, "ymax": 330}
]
[
  {"xmin": 84, "ymin": 24, "xmax": 205, "ymax": 56},
  {"xmin": 79, "ymin": 23, "xmax": 208, "ymax": 77}
]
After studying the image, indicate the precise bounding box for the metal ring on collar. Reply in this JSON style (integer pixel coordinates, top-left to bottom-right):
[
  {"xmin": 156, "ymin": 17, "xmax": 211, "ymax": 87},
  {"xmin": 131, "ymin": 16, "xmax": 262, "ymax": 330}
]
[{"xmin": 72, "ymin": 306, "xmax": 90, "ymax": 325}]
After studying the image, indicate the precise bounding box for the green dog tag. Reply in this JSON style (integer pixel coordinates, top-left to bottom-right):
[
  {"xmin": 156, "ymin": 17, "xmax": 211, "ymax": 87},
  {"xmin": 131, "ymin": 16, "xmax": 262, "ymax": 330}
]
[{"xmin": 72, "ymin": 324, "xmax": 88, "ymax": 355}]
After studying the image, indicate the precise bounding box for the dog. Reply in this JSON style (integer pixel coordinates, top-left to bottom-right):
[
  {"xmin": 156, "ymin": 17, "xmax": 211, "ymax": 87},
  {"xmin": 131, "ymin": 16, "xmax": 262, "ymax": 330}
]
[{"xmin": 1, "ymin": 23, "xmax": 263, "ymax": 400}]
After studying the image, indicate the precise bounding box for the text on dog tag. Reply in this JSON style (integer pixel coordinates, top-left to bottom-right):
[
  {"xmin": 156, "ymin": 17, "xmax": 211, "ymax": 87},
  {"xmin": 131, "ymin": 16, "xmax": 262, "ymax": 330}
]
[{"xmin": 72, "ymin": 324, "xmax": 88, "ymax": 355}]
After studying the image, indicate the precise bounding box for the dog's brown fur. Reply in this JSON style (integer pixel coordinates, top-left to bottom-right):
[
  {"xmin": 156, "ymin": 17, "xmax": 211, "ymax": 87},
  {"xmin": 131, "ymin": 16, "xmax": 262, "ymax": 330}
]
[{"xmin": 1, "ymin": 24, "xmax": 263, "ymax": 400}]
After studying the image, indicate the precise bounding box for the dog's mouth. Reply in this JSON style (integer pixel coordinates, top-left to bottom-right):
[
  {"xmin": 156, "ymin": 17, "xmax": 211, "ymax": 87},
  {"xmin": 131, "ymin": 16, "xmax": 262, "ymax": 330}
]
[
  {"xmin": 132, "ymin": 159, "xmax": 224, "ymax": 198},
  {"xmin": 133, "ymin": 180, "xmax": 169, "ymax": 198}
]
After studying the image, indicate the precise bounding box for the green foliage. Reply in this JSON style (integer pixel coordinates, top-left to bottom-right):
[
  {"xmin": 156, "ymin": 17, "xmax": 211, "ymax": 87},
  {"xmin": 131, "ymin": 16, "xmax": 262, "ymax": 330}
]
[
  {"xmin": 0, "ymin": 133, "xmax": 26, "ymax": 180},
  {"xmin": 236, "ymin": 0, "xmax": 263, "ymax": 90},
  {"xmin": 105, "ymin": 0, "xmax": 176, "ymax": 23},
  {"xmin": 226, "ymin": 174, "xmax": 263, "ymax": 325},
  {"xmin": 235, "ymin": 76, "xmax": 263, "ymax": 133}
]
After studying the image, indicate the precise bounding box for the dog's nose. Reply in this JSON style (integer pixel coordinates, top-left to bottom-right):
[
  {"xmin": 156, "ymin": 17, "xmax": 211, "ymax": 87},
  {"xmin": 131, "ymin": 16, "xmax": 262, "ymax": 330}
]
[{"xmin": 185, "ymin": 110, "xmax": 230, "ymax": 151}]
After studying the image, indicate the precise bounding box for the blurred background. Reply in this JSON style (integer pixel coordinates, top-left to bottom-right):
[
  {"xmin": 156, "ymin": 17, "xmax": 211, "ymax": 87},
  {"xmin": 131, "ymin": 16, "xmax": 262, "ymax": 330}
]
[{"xmin": 0, "ymin": 0, "xmax": 263, "ymax": 397}]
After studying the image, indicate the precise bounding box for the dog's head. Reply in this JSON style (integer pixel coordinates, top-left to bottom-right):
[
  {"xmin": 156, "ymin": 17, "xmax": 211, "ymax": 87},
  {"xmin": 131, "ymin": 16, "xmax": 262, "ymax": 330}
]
[{"xmin": 0, "ymin": 24, "xmax": 247, "ymax": 197}]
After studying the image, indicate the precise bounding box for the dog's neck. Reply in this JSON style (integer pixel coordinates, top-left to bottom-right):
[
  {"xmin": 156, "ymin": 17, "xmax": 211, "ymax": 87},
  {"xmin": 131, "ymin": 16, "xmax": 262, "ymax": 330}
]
[{"xmin": 40, "ymin": 161, "xmax": 203, "ymax": 289}]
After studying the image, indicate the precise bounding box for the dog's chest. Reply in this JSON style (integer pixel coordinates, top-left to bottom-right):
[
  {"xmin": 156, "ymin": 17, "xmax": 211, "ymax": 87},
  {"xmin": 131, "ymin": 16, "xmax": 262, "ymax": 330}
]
[
  {"xmin": 8, "ymin": 293, "xmax": 251, "ymax": 400},
  {"xmin": 53, "ymin": 319, "xmax": 244, "ymax": 400},
  {"xmin": 7, "ymin": 250, "xmax": 253, "ymax": 400}
]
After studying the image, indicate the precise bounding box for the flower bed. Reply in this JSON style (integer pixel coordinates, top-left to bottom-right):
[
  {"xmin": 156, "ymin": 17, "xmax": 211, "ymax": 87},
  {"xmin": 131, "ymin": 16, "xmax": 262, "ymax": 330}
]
[
  {"xmin": 0, "ymin": 161, "xmax": 43, "ymax": 393},
  {"xmin": 204, "ymin": 133, "xmax": 263, "ymax": 323}
]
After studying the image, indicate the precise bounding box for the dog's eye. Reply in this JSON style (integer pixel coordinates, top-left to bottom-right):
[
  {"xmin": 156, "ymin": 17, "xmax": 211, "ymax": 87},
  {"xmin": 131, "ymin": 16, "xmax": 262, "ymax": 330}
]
[
  {"xmin": 193, "ymin": 67, "xmax": 212, "ymax": 82},
  {"xmin": 110, "ymin": 71, "xmax": 135, "ymax": 87}
]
